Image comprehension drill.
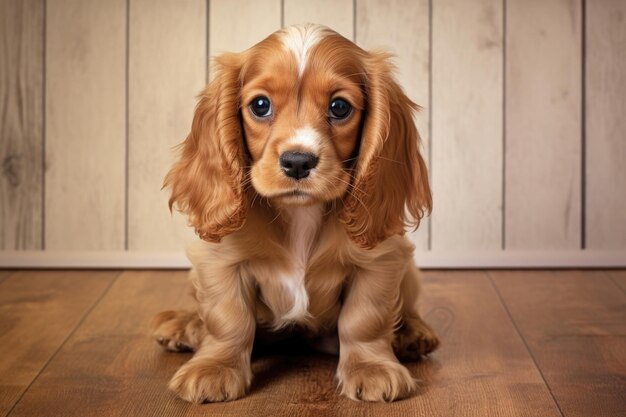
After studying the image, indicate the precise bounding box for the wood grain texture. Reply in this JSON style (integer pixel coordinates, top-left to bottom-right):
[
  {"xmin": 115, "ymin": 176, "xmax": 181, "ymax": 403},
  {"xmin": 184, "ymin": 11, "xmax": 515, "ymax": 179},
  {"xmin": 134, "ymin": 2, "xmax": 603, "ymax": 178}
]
[
  {"xmin": 284, "ymin": 0, "xmax": 354, "ymax": 40},
  {"xmin": 586, "ymin": 0, "xmax": 626, "ymax": 249},
  {"xmin": 0, "ymin": 0, "xmax": 43, "ymax": 250},
  {"xmin": 7, "ymin": 270, "xmax": 562, "ymax": 417},
  {"xmin": 356, "ymin": 0, "xmax": 430, "ymax": 251},
  {"xmin": 490, "ymin": 270, "xmax": 626, "ymax": 417},
  {"xmin": 0, "ymin": 270, "xmax": 117, "ymax": 416},
  {"xmin": 505, "ymin": 0, "xmax": 582, "ymax": 249},
  {"xmin": 209, "ymin": 0, "xmax": 281, "ymax": 55},
  {"xmin": 128, "ymin": 0, "xmax": 204, "ymax": 250},
  {"xmin": 45, "ymin": 0, "xmax": 126, "ymax": 250},
  {"xmin": 430, "ymin": 0, "xmax": 503, "ymax": 250}
]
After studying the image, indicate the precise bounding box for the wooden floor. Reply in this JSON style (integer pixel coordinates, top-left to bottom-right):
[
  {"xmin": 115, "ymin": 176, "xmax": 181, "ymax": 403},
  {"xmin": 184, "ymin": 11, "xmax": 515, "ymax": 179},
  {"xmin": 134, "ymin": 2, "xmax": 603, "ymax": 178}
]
[{"xmin": 0, "ymin": 270, "xmax": 624, "ymax": 417}]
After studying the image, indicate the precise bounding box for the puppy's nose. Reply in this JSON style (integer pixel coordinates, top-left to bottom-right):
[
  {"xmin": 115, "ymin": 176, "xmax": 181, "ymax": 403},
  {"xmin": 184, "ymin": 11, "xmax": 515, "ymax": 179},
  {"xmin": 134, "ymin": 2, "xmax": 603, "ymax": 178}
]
[{"xmin": 279, "ymin": 152, "xmax": 319, "ymax": 180}]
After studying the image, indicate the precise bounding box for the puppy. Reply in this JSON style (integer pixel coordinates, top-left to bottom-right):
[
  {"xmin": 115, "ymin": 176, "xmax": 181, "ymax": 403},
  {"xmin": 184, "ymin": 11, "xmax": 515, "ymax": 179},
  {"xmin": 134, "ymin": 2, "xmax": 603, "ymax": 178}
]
[{"xmin": 153, "ymin": 23, "xmax": 438, "ymax": 403}]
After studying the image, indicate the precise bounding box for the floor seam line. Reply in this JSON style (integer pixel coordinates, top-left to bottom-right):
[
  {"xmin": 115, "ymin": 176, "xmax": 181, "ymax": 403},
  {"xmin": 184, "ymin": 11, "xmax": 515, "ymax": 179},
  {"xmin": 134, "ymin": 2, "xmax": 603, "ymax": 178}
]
[
  {"xmin": 4, "ymin": 271, "xmax": 123, "ymax": 417},
  {"xmin": 598, "ymin": 270, "xmax": 626, "ymax": 296},
  {"xmin": 0, "ymin": 270, "xmax": 18, "ymax": 286},
  {"xmin": 484, "ymin": 271, "xmax": 566, "ymax": 417}
]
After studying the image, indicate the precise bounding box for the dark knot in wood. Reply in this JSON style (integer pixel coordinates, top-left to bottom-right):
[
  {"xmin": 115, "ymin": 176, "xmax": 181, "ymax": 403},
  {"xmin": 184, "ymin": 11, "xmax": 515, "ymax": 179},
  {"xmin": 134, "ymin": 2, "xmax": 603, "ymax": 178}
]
[{"xmin": 2, "ymin": 154, "xmax": 21, "ymax": 187}]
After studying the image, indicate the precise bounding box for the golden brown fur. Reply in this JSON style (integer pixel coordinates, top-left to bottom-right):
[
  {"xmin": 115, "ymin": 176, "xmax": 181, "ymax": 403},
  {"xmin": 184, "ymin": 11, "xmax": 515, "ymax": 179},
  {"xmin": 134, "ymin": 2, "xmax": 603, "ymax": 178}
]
[{"xmin": 155, "ymin": 24, "xmax": 438, "ymax": 403}]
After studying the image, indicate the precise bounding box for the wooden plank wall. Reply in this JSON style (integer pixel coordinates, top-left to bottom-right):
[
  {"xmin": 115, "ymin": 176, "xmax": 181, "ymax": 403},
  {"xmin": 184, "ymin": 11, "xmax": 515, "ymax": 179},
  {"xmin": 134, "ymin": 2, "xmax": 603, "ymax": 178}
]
[
  {"xmin": 0, "ymin": 0, "xmax": 625, "ymax": 255},
  {"xmin": 128, "ymin": 0, "xmax": 205, "ymax": 250},
  {"xmin": 586, "ymin": 0, "xmax": 626, "ymax": 249},
  {"xmin": 505, "ymin": 0, "xmax": 581, "ymax": 249},
  {"xmin": 0, "ymin": 0, "xmax": 44, "ymax": 250},
  {"xmin": 431, "ymin": 0, "xmax": 503, "ymax": 250},
  {"xmin": 45, "ymin": 0, "xmax": 127, "ymax": 250}
]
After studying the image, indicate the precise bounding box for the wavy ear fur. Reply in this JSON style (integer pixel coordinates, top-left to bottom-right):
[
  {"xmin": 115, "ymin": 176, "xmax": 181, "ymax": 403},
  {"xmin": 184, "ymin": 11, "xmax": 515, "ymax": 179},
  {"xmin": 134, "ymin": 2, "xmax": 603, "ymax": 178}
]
[
  {"xmin": 164, "ymin": 53, "xmax": 246, "ymax": 242},
  {"xmin": 340, "ymin": 52, "xmax": 432, "ymax": 249}
]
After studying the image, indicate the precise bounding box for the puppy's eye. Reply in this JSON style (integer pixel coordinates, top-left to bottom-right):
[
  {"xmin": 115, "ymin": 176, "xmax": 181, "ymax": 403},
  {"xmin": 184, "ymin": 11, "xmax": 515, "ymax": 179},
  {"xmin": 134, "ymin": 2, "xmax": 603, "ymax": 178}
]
[
  {"xmin": 329, "ymin": 98, "xmax": 352, "ymax": 120},
  {"xmin": 249, "ymin": 96, "xmax": 272, "ymax": 118}
]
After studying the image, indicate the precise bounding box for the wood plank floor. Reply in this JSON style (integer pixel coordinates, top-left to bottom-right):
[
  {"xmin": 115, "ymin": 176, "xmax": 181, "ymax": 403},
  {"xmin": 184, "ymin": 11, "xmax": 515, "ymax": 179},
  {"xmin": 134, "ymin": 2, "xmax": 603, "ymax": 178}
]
[{"xmin": 0, "ymin": 270, "xmax": 624, "ymax": 417}]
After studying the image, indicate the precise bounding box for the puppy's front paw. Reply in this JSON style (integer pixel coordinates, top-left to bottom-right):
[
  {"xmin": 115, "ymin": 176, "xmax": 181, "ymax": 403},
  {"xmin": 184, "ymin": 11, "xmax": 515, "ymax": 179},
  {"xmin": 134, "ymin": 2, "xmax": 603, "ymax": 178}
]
[
  {"xmin": 169, "ymin": 360, "xmax": 251, "ymax": 403},
  {"xmin": 337, "ymin": 360, "xmax": 416, "ymax": 402}
]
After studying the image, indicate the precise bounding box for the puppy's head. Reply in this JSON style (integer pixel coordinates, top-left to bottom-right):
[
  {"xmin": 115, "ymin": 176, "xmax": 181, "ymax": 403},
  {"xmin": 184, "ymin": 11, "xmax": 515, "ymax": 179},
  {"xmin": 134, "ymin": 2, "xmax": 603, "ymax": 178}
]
[{"xmin": 166, "ymin": 24, "xmax": 431, "ymax": 248}]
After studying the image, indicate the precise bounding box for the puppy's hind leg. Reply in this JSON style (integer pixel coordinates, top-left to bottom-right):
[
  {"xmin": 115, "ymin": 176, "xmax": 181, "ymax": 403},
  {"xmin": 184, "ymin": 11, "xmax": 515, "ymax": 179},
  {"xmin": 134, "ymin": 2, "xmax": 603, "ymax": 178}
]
[
  {"xmin": 393, "ymin": 264, "xmax": 440, "ymax": 361},
  {"xmin": 152, "ymin": 310, "xmax": 207, "ymax": 352},
  {"xmin": 394, "ymin": 313, "xmax": 439, "ymax": 361}
]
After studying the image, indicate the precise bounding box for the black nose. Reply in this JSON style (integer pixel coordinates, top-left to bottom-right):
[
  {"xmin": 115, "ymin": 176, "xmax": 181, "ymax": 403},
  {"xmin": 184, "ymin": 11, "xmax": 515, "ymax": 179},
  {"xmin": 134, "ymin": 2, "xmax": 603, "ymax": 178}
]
[{"xmin": 279, "ymin": 152, "xmax": 319, "ymax": 180}]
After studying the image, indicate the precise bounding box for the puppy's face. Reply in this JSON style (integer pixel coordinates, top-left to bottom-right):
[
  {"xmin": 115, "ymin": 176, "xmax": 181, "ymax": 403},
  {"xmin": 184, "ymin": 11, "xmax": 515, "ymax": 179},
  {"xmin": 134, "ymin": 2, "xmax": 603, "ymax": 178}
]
[
  {"xmin": 166, "ymin": 24, "xmax": 431, "ymax": 247},
  {"xmin": 240, "ymin": 26, "xmax": 365, "ymax": 207}
]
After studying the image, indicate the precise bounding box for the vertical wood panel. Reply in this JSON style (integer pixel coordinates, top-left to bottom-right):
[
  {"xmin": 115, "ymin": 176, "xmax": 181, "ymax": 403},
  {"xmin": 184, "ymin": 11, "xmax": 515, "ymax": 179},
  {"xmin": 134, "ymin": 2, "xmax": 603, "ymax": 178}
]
[
  {"xmin": 431, "ymin": 0, "xmax": 503, "ymax": 250},
  {"xmin": 46, "ymin": 0, "xmax": 126, "ymax": 250},
  {"xmin": 284, "ymin": 0, "xmax": 354, "ymax": 40},
  {"xmin": 586, "ymin": 0, "xmax": 626, "ymax": 249},
  {"xmin": 128, "ymin": 0, "xmax": 205, "ymax": 250},
  {"xmin": 505, "ymin": 0, "xmax": 582, "ymax": 249},
  {"xmin": 0, "ymin": 0, "xmax": 43, "ymax": 250},
  {"xmin": 356, "ymin": 0, "xmax": 430, "ymax": 251},
  {"xmin": 210, "ymin": 0, "xmax": 281, "ymax": 55}
]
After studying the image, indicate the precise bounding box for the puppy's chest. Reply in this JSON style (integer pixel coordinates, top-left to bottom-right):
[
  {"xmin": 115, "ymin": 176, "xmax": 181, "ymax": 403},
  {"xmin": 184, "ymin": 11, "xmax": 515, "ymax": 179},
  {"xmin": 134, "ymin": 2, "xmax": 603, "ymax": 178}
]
[
  {"xmin": 254, "ymin": 207, "xmax": 345, "ymax": 328},
  {"xmin": 265, "ymin": 249, "xmax": 344, "ymax": 329}
]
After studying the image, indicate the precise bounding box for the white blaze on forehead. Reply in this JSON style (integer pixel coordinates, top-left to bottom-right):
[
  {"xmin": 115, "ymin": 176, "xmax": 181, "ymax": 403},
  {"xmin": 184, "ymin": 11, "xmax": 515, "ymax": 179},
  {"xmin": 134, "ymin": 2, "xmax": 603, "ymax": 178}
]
[
  {"xmin": 280, "ymin": 24, "xmax": 328, "ymax": 76},
  {"xmin": 288, "ymin": 127, "xmax": 320, "ymax": 152}
]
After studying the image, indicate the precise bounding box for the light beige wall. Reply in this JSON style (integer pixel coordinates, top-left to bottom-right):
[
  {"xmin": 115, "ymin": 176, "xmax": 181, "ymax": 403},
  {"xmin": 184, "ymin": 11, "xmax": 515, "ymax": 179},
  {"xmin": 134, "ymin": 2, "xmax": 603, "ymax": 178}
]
[
  {"xmin": 1, "ymin": 0, "xmax": 625, "ymax": 254},
  {"xmin": 505, "ymin": 0, "xmax": 582, "ymax": 249}
]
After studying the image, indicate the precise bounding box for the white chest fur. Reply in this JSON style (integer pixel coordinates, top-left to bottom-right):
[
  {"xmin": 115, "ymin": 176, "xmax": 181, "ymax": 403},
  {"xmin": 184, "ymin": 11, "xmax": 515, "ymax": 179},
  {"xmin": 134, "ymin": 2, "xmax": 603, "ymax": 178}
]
[{"xmin": 277, "ymin": 204, "xmax": 323, "ymax": 324}]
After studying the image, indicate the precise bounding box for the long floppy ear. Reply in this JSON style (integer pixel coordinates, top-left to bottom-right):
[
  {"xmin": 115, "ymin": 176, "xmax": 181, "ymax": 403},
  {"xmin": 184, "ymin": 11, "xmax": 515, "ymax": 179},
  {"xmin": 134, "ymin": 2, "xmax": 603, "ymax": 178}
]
[
  {"xmin": 340, "ymin": 52, "xmax": 432, "ymax": 249},
  {"xmin": 164, "ymin": 53, "xmax": 246, "ymax": 242}
]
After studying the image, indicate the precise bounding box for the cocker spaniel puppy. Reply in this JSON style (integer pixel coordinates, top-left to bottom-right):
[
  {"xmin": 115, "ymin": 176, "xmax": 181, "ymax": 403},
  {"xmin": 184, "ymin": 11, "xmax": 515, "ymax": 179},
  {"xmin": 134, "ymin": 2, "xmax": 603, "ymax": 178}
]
[{"xmin": 153, "ymin": 23, "xmax": 438, "ymax": 403}]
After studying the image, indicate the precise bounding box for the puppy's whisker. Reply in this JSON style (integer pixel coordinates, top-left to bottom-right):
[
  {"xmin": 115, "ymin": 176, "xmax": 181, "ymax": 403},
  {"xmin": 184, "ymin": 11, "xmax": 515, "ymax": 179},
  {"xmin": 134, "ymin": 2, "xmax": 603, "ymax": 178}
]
[
  {"xmin": 323, "ymin": 203, "xmax": 334, "ymax": 216},
  {"xmin": 268, "ymin": 209, "xmax": 282, "ymax": 224},
  {"xmin": 315, "ymin": 173, "xmax": 369, "ymax": 219},
  {"xmin": 374, "ymin": 155, "xmax": 403, "ymax": 165},
  {"xmin": 341, "ymin": 156, "xmax": 359, "ymax": 164},
  {"xmin": 326, "ymin": 176, "xmax": 371, "ymax": 220},
  {"xmin": 250, "ymin": 190, "xmax": 261, "ymax": 208},
  {"xmin": 330, "ymin": 174, "xmax": 369, "ymax": 198}
]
